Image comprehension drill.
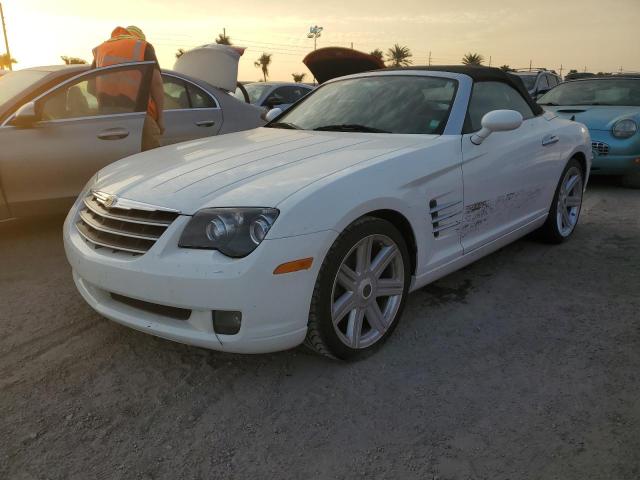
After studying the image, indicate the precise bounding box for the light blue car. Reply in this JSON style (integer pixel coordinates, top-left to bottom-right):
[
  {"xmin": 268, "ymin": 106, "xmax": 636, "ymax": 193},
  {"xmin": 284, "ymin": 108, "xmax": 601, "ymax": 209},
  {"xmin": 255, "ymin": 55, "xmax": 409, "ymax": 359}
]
[{"xmin": 538, "ymin": 76, "xmax": 640, "ymax": 187}]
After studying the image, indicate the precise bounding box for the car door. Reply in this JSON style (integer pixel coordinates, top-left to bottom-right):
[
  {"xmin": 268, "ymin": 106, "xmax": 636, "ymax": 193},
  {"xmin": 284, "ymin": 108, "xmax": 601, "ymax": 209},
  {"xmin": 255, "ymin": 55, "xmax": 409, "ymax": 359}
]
[
  {"xmin": 460, "ymin": 80, "xmax": 557, "ymax": 253},
  {"xmin": 161, "ymin": 74, "xmax": 222, "ymax": 145},
  {"xmin": 0, "ymin": 62, "xmax": 153, "ymax": 217}
]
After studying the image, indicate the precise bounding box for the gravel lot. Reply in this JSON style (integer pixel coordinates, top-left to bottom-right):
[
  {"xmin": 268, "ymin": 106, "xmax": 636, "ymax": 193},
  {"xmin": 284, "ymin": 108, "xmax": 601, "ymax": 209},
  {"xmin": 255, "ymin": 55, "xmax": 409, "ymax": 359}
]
[{"xmin": 1, "ymin": 178, "xmax": 639, "ymax": 480}]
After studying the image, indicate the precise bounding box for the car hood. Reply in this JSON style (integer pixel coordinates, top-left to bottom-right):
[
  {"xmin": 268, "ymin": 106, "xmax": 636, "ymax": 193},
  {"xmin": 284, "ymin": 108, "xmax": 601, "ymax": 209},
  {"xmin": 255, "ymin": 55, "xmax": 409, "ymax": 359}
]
[
  {"xmin": 94, "ymin": 128, "xmax": 433, "ymax": 214},
  {"xmin": 542, "ymin": 105, "xmax": 640, "ymax": 130}
]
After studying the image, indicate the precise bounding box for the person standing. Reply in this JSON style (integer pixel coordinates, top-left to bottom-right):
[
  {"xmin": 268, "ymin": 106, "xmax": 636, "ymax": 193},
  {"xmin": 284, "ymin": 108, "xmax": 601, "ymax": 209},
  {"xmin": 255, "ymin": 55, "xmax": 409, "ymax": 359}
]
[{"xmin": 92, "ymin": 26, "xmax": 165, "ymax": 151}]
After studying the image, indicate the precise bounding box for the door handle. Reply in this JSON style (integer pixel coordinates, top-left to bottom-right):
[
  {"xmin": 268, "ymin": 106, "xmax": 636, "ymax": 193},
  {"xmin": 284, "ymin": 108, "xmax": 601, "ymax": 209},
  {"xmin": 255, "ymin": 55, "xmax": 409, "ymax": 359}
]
[
  {"xmin": 97, "ymin": 128, "xmax": 130, "ymax": 140},
  {"xmin": 542, "ymin": 134, "xmax": 559, "ymax": 146},
  {"xmin": 195, "ymin": 120, "xmax": 216, "ymax": 127}
]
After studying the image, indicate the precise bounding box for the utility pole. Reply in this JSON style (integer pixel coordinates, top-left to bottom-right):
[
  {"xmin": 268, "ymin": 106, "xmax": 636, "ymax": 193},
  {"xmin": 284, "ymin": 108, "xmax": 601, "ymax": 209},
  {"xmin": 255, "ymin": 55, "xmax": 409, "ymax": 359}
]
[
  {"xmin": 529, "ymin": 60, "xmax": 532, "ymax": 71},
  {"xmin": 489, "ymin": 55, "xmax": 492, "ymax": 67},
  {"xmin": 0, "ymin": 2, "xmax": 12, "ymax": 71},
  {"xmin": 428, "ymin": 50, "xmax": 431, "ymax": 66},
  {"xmin": 350, "ymin": 42, "xmax": 353, "ymax": 49},
  {"xmin": 559, "ymin": 63, "xmax": 563, "ymax": 79}
]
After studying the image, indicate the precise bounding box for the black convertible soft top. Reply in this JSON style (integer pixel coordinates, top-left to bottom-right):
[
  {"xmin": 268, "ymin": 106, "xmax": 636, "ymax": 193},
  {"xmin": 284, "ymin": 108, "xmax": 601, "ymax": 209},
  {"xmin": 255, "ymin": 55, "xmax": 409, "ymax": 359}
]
[{"xmin": 387, "ymin": 65, "xmax": 544, "ymax": 115}]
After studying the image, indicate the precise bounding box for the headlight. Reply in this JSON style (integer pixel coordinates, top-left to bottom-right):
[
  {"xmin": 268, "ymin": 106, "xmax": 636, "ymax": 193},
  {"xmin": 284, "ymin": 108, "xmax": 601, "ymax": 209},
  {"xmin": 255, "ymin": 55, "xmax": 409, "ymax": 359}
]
[
  {"xmin": 178, "ymin": 208, "xmax": 279, "ymax": 257},
  {"xmin": 612, "ymin": 119, "xmax": 637, "ymax": 138}
]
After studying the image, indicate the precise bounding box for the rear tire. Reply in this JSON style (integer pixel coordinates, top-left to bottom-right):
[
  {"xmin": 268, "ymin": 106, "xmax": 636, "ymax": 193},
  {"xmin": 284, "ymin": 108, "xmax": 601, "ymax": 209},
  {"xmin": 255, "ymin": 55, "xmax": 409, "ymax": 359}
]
[
  {"xmin": 537, "ymin": 158, "xmax": 585, "ymax": 243},
  {"xmin": 305, "ymin": 217, "xmax": 411, "ymax": 360}
]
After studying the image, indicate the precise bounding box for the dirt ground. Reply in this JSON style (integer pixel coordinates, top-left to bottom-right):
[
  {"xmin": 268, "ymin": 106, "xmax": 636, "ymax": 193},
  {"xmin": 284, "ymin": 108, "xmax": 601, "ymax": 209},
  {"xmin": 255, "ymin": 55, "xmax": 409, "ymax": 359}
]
[{"xmin": 1, "ymin": 178, "xmax": 639, "ymax": 480}]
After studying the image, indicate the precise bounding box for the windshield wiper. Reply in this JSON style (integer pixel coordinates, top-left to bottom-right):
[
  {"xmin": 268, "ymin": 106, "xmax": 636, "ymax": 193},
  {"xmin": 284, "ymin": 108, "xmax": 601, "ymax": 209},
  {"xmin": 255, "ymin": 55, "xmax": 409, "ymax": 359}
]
[
  {"xmin": 267, "ymin": 122, "xmax": 300, "ymax": 130},
  {"xmin": 314, "ymin": 124, "xmax": 390, "ymax": 133}
]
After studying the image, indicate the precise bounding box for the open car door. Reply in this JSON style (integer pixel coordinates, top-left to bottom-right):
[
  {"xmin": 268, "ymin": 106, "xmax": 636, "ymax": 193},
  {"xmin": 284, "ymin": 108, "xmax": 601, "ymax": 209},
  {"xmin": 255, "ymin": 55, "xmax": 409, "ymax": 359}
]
[
  {"xmin": 303, "ymin": 47, "xmax": 385, "ymax": 84},
  {"xmin": 0, "ymin": 61, "xmax": 154, "ymax": 218}
]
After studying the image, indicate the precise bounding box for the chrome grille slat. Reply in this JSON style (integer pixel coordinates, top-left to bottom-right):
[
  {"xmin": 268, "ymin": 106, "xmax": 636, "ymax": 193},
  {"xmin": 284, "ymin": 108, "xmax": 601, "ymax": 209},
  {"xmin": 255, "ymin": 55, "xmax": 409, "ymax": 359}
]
[
  {"xmin": 592, "ymin": 141, "xmax": 609, "ymax": 156},
  {"xmin": 79, "ymin": 210, "xmax": 161, "ymax": 241},
  {"xmin": 84, "ymin": 197, "xmax": 175, "ymax": 226},
  {"xmin": 76, "ymin": 221, "xmax": 151, "ymax": 254},
  {"xmin": 76, "ymin": 193, "xmax": 179, "ymax": 256}
]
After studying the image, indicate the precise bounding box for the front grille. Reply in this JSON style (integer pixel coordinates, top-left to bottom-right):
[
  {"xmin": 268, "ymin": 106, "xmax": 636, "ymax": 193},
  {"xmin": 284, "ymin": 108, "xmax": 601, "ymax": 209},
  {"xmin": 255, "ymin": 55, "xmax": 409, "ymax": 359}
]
[
  {"xmin": 592, "ymin": 141, "xmax": 610, "ymax": 156},
  {"xmin": 76, "ymin": 192, "xmax": 179, "ymax": 255}
]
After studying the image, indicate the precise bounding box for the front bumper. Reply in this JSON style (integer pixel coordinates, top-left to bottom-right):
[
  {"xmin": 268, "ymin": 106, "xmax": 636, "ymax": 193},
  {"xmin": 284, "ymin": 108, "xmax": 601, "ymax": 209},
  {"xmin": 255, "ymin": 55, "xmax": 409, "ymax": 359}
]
[
  {"xmin": 590, "ymin": 132, "xmax": 640, "ymax": 175},
  {"xmin": 64, "ymin": 212, "xmax": 337, "ymax": 354},
  {"xmin": 591, "ymin": 153, "xmax": 640, "ymax": 175}
]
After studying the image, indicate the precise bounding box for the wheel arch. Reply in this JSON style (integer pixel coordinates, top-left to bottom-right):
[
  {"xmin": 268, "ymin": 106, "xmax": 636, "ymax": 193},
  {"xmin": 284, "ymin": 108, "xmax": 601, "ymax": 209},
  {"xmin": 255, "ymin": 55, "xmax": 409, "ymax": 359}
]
[{"xmin": 357, "ymin": 209, "xmax": 418, "ymax": 276}]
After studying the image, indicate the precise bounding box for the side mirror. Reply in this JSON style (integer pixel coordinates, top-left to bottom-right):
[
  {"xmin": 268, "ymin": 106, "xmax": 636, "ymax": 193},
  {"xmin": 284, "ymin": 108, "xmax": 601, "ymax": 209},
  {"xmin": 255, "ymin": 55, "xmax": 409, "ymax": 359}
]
[
  {"xmin": 264, "ymin": 107, "xmax": 283, "ymax": 123},
  {"xmin": 471, "ymin": 109, "xmax": 523, "ymax": 145},
  {"xmin": 12, "ymin": 101, "xmax": 39, "ymax": 127}
]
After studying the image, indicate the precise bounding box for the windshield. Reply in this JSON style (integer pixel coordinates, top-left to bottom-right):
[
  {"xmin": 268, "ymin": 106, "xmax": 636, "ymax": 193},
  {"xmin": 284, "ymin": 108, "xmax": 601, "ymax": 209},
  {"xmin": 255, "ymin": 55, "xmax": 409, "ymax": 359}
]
[
  {"xmin": 538, "ymin": 79, "xmax": 640, "ymax": 106},
  {"xmin": 236, "ymin": 83, "xmax": 271, "ymax": 104},
  {"xmin": 272, "ymin": 75, "xmax": 458, "ymax": 134},
  {"xmin": 0, "ymin": 70, "xmax": 50, "ymax": 106}
]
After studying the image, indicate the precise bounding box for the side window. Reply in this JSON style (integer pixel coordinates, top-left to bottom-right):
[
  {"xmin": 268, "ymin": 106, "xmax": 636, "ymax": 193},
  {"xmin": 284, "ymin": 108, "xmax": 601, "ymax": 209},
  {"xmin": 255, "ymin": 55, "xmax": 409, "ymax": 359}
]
[
  {"xmin": 187, "ymin": 83, "xmax": 217, "ymax": 108},
  {"xmin": 538, "ymin": 75, "xmax": 549, "ymax": 91},
  {"xmin": 466, "ymin": 81, "xmax": 535, "ymax": 132},
  {"xmin": 547, "ymin": 75, "xmax": 558, "ymax": 87},
  {"xmin": 162, "ymin": 77, "xmax": 189, "ymax": 110},
  {"xmin": 40, "ymin": 67, "xmax": 146, "ymax": 121}
]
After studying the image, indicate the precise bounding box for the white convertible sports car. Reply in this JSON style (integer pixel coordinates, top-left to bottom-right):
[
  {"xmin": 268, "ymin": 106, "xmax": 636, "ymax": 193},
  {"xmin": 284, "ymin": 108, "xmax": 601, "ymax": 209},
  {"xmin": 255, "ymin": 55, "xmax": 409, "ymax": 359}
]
[{"xmin": 64, "ymin": 66, "xmax": 592, "ymax": 359}]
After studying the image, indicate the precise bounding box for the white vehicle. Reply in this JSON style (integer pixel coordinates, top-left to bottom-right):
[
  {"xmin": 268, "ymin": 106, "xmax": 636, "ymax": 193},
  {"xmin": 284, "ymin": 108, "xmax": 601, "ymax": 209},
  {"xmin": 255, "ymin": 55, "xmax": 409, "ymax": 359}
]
[
  {"xmin": 64, "ymin": 67, "xmax": 592, "ymax": 359},
  {"xmin": 513, "ymin": 69, "xmax": 562, "ymax": 99}
]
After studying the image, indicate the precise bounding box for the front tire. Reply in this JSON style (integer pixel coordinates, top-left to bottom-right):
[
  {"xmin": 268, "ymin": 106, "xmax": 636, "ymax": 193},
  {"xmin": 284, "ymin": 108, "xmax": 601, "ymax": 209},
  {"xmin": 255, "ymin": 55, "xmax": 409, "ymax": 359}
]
[
  {"xmin": 537, "ymin": 158, "xmax": 585, "ymax": 243},
  {"xmin": 305, "ymin": 217, "xmax": 411, "ymax": 360}
]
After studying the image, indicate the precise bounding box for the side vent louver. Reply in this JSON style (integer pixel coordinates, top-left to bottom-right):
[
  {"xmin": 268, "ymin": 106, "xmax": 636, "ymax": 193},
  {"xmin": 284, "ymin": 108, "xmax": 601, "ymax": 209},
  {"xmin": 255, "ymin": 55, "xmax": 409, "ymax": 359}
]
[{"xmin": 429, "ymin": 198, "xmax": 462, "ymax": 238}]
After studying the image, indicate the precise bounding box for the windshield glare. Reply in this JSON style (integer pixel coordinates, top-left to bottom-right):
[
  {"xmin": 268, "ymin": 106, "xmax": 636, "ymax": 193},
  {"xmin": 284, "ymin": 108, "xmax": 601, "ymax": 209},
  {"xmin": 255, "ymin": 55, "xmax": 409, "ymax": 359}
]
[
  {"xmin": 274, "ymin": 76, "xmax": 457, "ymax": 134},
  {"xmin": 0, "ymin": 70, "xmax": 49, "ymax": 106},
  {"xmin": 538, "ymin": 79, "xmax": 640, "ymax": 106}
]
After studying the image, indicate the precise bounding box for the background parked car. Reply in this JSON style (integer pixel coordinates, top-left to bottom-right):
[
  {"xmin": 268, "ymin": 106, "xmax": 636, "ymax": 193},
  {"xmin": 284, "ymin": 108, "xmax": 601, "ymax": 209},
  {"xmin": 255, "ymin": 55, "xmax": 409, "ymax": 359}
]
[
  {"xmin": 513, "ymin": 69, "xmax": 562, "ymax": 99},
  {"xmin": 0, "ymin": 62, "xmax": 264, "ymax": 220},
  {"xmin": 538, "ymin": 76, "xmax": 640, "ymax": 187},
  {"xmin": 233, "ymin": 82, "xmax": 313, "ymax": 111}
]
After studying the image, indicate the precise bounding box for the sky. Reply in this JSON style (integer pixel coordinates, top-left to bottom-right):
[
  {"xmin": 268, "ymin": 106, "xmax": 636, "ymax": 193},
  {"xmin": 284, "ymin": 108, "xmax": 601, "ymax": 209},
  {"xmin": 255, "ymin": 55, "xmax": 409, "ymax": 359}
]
[{"xmin": 2, "ymin": 0, "xmax": 640, "ymax": 82}]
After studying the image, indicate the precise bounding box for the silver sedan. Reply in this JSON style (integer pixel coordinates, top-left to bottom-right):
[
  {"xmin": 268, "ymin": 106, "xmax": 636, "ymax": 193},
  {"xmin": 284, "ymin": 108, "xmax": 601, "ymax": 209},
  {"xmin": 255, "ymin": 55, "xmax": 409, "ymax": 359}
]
[{"xmin": 0, "ymin": 61, "xmax": 265, "ymax": 220}]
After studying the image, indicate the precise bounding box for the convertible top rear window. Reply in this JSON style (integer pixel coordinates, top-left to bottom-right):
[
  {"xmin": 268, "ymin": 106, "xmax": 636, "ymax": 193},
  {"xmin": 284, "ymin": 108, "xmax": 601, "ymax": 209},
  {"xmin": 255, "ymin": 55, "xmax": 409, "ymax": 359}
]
[{"xmin": 273, "ymin": 76, "xmax": 458, "ymax": 135}]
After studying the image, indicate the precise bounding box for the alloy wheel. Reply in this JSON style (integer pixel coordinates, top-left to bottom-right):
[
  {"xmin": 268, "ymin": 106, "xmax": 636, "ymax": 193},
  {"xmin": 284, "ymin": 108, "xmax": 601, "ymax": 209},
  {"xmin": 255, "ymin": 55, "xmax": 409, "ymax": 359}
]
[
  {"xmin": 556, "ymin": 166, "xmax": 583, "ymax": 237},
  {"xmin": 331, "ymin": 234, "xmax": 405, "ymax": 349}
]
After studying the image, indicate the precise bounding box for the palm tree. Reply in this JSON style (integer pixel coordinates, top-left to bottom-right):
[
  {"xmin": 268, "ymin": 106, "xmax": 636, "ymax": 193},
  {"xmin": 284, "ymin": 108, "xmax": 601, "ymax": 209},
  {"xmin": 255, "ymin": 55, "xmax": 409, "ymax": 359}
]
[
  {"xmin": 175, "ymin": 48, "xmax": 186, "ymax": 59},
  {"xmin": 215, "ymin": 32, "xmax": 232, "ymax": 45},
  {"xmin": 61, "ymin": 56, "xmax": 87, "ymax": 65},
  {"xmin": 499, "ymin": 65, "xmax": 513, "ymax": 72},
  {"xmin": 369, "ymin": 49, "xmax": 384, "ymax": 63},
  {"xmin": 461, "ymin": 53, "xmax": 484, "ymax": 66},
  {"xmin": 0, "ymin": 53, "xmax": 17, "ymax": 69},
  {"xmin": 386, "ymin": 44, "xmax": 412, "ymax": 67},
  {"xmin": 292, "ymin": 73, "xmax": 306, "ymax": 83},
  {"xmin": 254, "ymin": 53, "xmax": 272, "ymax": 82}
]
